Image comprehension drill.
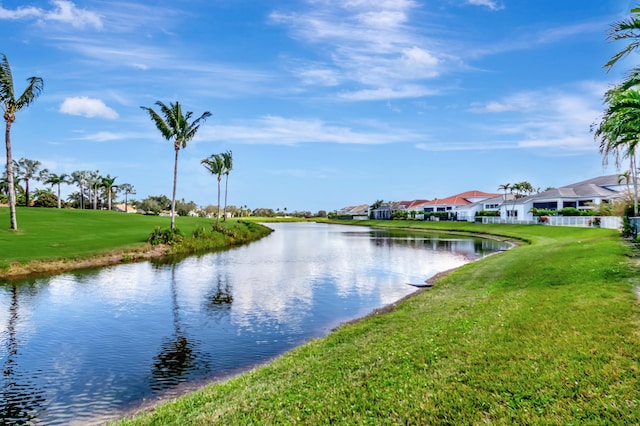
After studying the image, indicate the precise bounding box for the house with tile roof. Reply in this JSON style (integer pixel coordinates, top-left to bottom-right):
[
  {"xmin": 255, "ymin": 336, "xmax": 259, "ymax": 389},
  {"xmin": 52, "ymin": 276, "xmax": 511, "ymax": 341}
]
[{"xmin": 422, "ymin": 190, "xmax": 500, "ymax": 220}]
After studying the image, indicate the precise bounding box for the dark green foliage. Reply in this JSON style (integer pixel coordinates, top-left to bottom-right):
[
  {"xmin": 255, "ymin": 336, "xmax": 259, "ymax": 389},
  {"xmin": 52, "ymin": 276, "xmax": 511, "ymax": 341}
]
[
  {"xmin": 531, "ymin": 207, "xmax": 596, "ymax": 217},
  {"xmin": 32, "ymin": 189, "xmax": 58, "ymax": 208},
  {"xmin": 476, "ymin": 210, "xmax": 499, "ymax": 217}
]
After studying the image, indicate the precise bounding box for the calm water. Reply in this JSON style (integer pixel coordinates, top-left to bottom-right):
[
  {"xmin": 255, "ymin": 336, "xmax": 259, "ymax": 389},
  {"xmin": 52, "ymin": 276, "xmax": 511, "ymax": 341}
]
[{"xmin": 0, "ymin": 222, "xmax": 508, "ymax": 425}]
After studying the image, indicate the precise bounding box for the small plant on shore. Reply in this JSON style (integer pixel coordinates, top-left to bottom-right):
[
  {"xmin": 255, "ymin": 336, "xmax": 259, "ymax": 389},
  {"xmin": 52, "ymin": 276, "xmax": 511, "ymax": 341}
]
[{"xmin": 148, "ymin": 226, "xmax": 184, "ymax": 245}]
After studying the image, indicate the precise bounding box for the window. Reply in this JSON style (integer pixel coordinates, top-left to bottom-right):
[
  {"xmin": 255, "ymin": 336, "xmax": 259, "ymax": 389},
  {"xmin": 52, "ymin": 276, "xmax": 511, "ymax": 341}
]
[
  {"xmin": 578, "ymin": 200, "xmax": 593, "ymax": 207},
  {"xmin": 562, "ymin": 201, "xmax": 577, "ymax": 208},
  {"xmin": 533, "ymin": 201, "xmax": 558, "ymax": 210},
  {"xmin": 485, "ymin": 203, "xmax": 499, "ymax": 209}
]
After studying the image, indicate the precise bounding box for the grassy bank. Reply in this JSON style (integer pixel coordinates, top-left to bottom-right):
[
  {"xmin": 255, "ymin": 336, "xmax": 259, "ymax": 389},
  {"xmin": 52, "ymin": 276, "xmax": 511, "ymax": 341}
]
[
  {"xmin": 0, "ymin": 207, "xmax": 272, "ymax": 277},
  {"xmin": 116, "ymin": 220, "xmax": 640, "ymax": 425}
]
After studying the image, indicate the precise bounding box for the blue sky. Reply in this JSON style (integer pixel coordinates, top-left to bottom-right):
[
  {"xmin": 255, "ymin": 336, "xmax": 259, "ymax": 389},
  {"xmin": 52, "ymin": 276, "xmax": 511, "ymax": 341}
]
[{"xmin": 0, "ymin": 0, "xmax": 634, "ymax": 213}]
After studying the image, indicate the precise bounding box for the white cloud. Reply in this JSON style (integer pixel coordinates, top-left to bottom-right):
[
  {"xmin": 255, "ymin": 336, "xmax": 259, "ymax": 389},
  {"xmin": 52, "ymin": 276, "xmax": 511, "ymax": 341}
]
[
  {"xmin": 0, "ymin": 0, "xmax": 102, "ymax": 29},
  {"xmin": 59, "ymin": 97, "xmax": 119, "ymax": 119}
]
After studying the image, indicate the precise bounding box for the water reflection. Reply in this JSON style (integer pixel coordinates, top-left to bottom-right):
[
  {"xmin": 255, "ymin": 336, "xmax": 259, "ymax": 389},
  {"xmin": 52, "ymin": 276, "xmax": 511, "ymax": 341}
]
[
  {"xmin": 0, "ymin": 223, "xmax": 508, "ymax": 424},
  {"xmin": 1, "ymin": 285, "xmax": 46, "ymax": 425}
]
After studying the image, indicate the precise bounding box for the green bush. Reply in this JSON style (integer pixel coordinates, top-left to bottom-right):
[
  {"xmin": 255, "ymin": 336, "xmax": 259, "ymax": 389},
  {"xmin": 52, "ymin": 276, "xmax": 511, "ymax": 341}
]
[{"xmin": 148, "ymin": 226, "xmax": 184, "ymax": 245}]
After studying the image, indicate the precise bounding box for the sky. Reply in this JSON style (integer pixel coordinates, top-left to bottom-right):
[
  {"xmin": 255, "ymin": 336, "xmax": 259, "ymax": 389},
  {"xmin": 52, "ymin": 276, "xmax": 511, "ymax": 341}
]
[{"xmin": 0, "ymin": 0, "xmax": 636, "ymax": 213}]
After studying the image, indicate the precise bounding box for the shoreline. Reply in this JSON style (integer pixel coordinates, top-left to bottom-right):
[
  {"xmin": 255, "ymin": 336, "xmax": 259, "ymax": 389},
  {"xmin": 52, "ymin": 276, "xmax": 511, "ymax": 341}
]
[{"xmin": 0, "ymin": 244, "xmax": 170, "ymax": 280}]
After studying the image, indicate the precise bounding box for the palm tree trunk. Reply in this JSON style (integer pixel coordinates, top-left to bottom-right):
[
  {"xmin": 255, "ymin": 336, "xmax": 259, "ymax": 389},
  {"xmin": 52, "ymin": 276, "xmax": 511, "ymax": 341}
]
[
  {"xmin": 223, "ymin": 174, "xmax": 229, "ymax": 221},
  {"xmin": 633, "ymin": 153, "xmax": 638, "ymax": 216},
  {"xmin": 171, "ymin": 147, "xmax": 179, "ymax": 230},
  {"xmin": 57, "ymin": 183, "xmax": 61, "ymax": 209},
  {"xmin": 24, "ymin": 179, "xmax": 29, "ymax": 207},
  {"xmin": 216, "ymin": 176, "xmax": 221, "ymax": 225},
  {"xmin": 5, "ymin": 120, "xmax": 17, "ymax": 230}
]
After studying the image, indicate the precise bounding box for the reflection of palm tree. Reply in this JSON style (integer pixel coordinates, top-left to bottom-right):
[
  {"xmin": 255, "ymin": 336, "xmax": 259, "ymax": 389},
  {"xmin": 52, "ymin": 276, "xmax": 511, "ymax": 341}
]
[
  {"xmin": 203, "ymin": 273, "xmax": 234, "ymax": 321},
  {"xmin": 150, "ymin": 265, "xmax": 207, "ymax": 391},
  {"xmin": 1, "ymin": 285, "xmax": 45, "ymax": 423}
]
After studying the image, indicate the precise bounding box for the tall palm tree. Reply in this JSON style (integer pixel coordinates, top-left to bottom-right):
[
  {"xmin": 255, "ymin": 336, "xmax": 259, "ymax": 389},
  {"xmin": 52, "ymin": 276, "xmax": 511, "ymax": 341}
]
[
  {"xmin": 44, "ymin": 172, "xmax": 69, "ymax": 209},
  {"xmin": 593, "ymin": 86, "xmax": 640, "ymax": 215},
  {"xmin": 497, "ymin": 183, "xmax": 510, "ymax": 218},
  {"xmin": 201, "ymin": 154, "xmax": 225, "ymax": 225},
  {"xmin": 220, "ymin": 150, "xmax": 233, "ymax": 221},
  {"xmin": 101, "ymin": 174, "xmax": 117, "ymax": 211},
  {"xmin": 141, "ymin": 101, "xmax": 211, "ymax": 230},
  {"xmin": 0, "ymin": 54, "xmax": 43, "ymax": 229},
  {"xmin": 119, "ymin": 183, "xmax": 135, "ymax": 213},
  {"xmin": 13, "ymin": 158, "xmax": 41, "ymax": 207},
  {"xmin": 85, "ymin": 170, "xmax": 101, "ymax": 210}
]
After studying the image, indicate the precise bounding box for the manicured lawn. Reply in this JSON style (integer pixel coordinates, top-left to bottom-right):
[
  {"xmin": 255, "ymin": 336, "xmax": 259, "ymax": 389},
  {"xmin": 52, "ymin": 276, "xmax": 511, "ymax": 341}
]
[
  {"xmin": 115, "ymin": 220, "xmax": 640, "ymax": 425},
  {"xmin": 0, "ymin": 207, "xmax": 216, "ymax": 263}
]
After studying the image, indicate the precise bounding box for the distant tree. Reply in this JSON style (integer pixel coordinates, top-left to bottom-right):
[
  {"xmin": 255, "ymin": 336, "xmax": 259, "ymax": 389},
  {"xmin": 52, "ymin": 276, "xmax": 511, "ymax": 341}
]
[
  {"xmin": 44, "ymin": 172, "xmax": 69, "ymax": 209},
  {"xmin": 118, "ymin": 183, "xmax": 135, "ymax": 213},
  {"xmin": 101, "ymin": 174, "xmax": 117, "ymax": 211},
  {"xmin": 220, "ymin": 150, "xmax": 233, "ymax": 221},
  {"xmin": 141, "ymin": 101, "xmax": 212, "ymax": 230},
  {"xmin": 0, "ymin": 53, "xmax": 44, "ymax": 229},
  {"xmin": 13, "ymin": 157, "xmax": 41, "ymax": 207},
  {"xmin": 316, "ymin": 210, "xmax": 327, "ymax": 218},
  {"xmin": 252, "ymin": 207, "xmax": 275, "ymax": 217},
  {"xmin": 32, "ymin": 188, "xmax": 57, "ymax": 208},
  {"xmin": 85, "ymin": 170, "xmax": 101, "ymax": 210},
  {"xmin": 201, "ymin": 153, "xmax": 225, "ymax": 224},
  {"xmin": 175, "ymin": 199, "xmax": 197, "ymax": 217},
  {"xmin": 71, "ymin": 170, "xmax": 91, "ymax": 209},
  {"xmin": 139, "ymin": 195, "xmax": 171, "ymax": 215}
]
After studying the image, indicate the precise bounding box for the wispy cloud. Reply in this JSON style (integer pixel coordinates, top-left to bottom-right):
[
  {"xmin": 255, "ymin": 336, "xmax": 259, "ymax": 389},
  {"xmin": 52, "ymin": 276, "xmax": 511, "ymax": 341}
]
[
  {"xmin": 199, "ymin": 115, "xmax": 425, "ymax": 145},
  {"xmin": 60, "ymin": 97, "xmax": 119, "ymax": 119},
  {"xmin": 466, "ymin": 0, "xmax": 504, "ymax": 11},
  {"xmin": 417, "ymin": 83, "xmax": 603, "ymax": 153},
  {"xmin": 270, "ymin": 0, "xmax": 448, "ymax": 101},
  {"xmin": 0, "ymin": 0, "xmax": 102, "ymax": 29}
]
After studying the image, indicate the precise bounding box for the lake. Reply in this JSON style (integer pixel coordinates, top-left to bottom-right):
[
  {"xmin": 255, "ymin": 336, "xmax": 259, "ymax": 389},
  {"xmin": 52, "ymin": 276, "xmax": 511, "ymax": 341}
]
[{"xmin": 0, "ymin": 222, "xmax": 509, "ymax": 425}]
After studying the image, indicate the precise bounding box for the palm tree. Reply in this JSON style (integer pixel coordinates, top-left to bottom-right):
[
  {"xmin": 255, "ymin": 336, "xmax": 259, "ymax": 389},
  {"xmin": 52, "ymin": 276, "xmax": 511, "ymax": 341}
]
[
  {"xmin": 101, "ymin": 174, "xmax": 117, "ymax": 211},
  {"xmin": 220, "ymin": 150, "xmax": 233, "ymax": 221},
  {"xmin": 13, "ymin": 158, "xmax": 41, "ymax": 207},
  {"xmin": 71, "ymin": 170, "xmax": 92, "ymax": 209},
  {"xmin": 605, "ymin": 7, "xmax": 640, "ymax": 72},
  {"xmin": 593, "ymin": 86, "xmax": 640, "ymax": 215},
  {"xmin": 44, "ymin": 172, "xmax": 69, "ymax": 209},
  {"xmin": 119, "ymin": 183, "xmax": 135, "ymax": 213},
  {"xmin": 141, "ymin": 101, "xmax": 211, "ymax": 230},
  {"xmin": 0, "ymin": 54, "xmax": 43, "ymax": 229},
  {"xmin": 497, "ymin": 183, "xmax": 510, "ymax": 218},
  {"xmin": 201, "ymin": 154, "xmax": 225, "ymax": 225},
  {"xmin": 85, "ymin": 170, "xmax": 101, "ymax": 210}
]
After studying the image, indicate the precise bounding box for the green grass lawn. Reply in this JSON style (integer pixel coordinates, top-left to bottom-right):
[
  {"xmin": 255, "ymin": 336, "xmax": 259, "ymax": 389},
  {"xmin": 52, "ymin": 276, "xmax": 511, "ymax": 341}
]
[
  {"xmin": 115, "ymin": 220, "xmax": 640, "ymax": 425},
  {"xmin": 0, "ymin": 207, "xmax": 218, "ymax": 263}
]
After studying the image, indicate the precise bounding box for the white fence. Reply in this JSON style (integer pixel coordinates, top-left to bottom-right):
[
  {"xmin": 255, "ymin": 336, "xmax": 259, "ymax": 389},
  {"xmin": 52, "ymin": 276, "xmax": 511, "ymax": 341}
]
[{"xmin": 479, "ymin": 216, "xmax": 622, "ymax": 230}]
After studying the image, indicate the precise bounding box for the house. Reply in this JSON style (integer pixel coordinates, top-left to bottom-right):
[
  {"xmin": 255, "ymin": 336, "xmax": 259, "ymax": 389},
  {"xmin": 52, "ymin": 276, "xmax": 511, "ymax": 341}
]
[
  {"xmin": 422, "ymin": 190, "xmax": 500, "ymax": 220},
  {"xmin": 336, "ymin": 204, "xmax": 370, "ymax": 220},
  {"xmin": 371, "ymin": 202, "xmax": 406, "ymax": 220},
  {"xmin": 114, "ymin": 203, "xmax": 137, "ymax": 213},
  {"xmin": 498, "ymin": 175, "xmax": 627, "ymax": 221}
]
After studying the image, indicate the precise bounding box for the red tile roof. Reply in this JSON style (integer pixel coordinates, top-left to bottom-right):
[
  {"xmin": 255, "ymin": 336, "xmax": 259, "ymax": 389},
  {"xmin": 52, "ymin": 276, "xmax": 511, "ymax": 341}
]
[{"xmin": 423, "ymin": 190, "xmax": 499, "ymax": 206}]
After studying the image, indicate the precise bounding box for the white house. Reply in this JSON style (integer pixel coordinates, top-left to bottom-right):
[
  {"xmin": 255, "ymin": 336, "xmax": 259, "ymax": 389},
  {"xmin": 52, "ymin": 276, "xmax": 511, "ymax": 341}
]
[{"xmin": 496, "ymin": 175, "xmax": 627, "ymax": 222}]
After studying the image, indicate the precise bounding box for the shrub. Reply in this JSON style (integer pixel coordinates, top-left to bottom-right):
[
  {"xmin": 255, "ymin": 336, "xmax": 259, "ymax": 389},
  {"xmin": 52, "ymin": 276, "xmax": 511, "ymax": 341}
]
[{"xmin": 148, "ymin": 226, "xmax": 184, "ymax": 245}]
